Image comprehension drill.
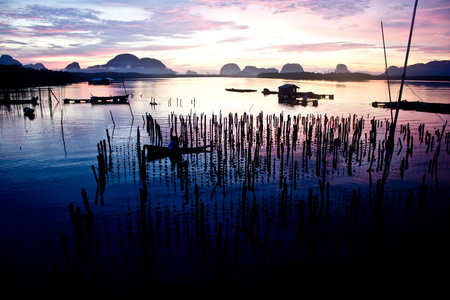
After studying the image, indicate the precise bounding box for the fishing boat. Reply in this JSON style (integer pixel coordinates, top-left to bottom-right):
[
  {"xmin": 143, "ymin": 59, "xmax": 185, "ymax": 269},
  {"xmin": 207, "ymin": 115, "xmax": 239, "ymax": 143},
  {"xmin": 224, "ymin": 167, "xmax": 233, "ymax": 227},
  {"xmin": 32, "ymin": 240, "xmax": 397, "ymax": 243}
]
[
  {"xmin": 225, "ymin": 88, "xmax": 257, "ymax": 93},
  {"xmin": 88, "ymin": 78, "xmax": 115, "ymax": 85},
  {"xmin": 262, "ymin": 88, "xmax": 278, "ymax": 95},
  {"xmin": 144, "ymin": 144, "xmax": 211, "ymax": 161},
  {"xmin": 90, "ymin": 76, "xmax": 129, "ymax": 104}
]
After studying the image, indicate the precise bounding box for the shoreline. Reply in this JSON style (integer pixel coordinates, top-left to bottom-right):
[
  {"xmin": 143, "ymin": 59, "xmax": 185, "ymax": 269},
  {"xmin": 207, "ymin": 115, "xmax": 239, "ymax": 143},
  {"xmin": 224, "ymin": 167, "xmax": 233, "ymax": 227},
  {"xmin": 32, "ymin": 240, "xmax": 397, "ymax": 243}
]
[{"xmin": 2, "ymin": 64, "xmax": 450, "ymax": 89}]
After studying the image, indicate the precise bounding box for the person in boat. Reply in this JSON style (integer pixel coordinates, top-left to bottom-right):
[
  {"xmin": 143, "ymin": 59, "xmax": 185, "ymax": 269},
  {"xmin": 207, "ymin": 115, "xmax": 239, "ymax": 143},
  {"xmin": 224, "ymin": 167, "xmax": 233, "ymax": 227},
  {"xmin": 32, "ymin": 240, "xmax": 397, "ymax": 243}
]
[{"xmin": 168, "ymin": 135, "xmax": 179, "ymax": 150}]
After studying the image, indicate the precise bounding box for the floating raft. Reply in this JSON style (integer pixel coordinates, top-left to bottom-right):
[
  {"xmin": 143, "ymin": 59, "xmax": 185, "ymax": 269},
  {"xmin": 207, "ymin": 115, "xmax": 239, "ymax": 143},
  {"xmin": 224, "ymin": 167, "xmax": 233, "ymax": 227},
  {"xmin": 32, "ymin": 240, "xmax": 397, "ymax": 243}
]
[
  {"xmin": 372, "ymin": 100, "xmax": 450, "ymax": 114},
  {"xmin": 297, "ymin": 91, "xmax": 334, "ymax": 100},
  {"xmin": 279, "ymin": 98, "xmax": 320, "ymax": 106},
  {"xmin": 64, "ymin": 95, "xmax": 129, "ymax": 104},
  {"xmin": 0, "ymin": 97, "xmax": 39, "ymax": 105}
]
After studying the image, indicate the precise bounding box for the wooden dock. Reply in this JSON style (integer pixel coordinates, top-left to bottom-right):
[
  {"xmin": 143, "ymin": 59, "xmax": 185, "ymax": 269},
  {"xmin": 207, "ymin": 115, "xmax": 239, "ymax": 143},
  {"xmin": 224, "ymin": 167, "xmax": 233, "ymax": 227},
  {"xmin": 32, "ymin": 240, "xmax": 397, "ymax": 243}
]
[
  {"xmin": 279, "ymin": 98, "xmax": 320, "ymax": 106},
  {"xmin": 372, "ymin": 100, "xmax": 450, "ymax": 114},
  {"xmin": 64, "ymin": 95, "xmax": 129, "ymax": 104},
  {"xmin": 0, "ymin": 97, "xmax": 39, "ymax": 105},
  {"xmin": 1, "ymin": 87, "xmax": 59, "ymax": 105},
  {"xmin": 64, "ymin": 99, "xmax": 91, "ymax": 104}
]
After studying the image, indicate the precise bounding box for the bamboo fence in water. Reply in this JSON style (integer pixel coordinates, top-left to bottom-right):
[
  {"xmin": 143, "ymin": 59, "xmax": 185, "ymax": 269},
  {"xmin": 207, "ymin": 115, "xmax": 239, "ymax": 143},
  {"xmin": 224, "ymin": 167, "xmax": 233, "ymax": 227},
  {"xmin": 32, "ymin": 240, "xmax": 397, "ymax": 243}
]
[{"xmin": 63, "ymin": 111, "xmax": 450, "ymax": 297}]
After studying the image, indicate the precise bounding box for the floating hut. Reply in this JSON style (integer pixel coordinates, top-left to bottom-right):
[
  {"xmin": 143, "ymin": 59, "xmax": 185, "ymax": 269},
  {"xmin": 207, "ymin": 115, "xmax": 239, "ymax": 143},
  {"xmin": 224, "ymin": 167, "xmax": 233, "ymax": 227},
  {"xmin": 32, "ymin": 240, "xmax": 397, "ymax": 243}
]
[
  {"xmin": 278, "ymin": 84, "xmax": 333, "ymax": 105},
  {"xmin": 278, "ymin": 84, "xmax": 299, "ymax": 103}
]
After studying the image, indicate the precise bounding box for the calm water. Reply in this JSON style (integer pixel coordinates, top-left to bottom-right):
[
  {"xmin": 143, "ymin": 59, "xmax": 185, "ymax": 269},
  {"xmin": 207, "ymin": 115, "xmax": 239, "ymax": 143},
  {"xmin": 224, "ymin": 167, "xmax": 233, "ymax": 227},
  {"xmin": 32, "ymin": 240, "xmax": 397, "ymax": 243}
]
[{"xmin": 1, "ymin": 77, "xmax": 450, "ymax": 295}]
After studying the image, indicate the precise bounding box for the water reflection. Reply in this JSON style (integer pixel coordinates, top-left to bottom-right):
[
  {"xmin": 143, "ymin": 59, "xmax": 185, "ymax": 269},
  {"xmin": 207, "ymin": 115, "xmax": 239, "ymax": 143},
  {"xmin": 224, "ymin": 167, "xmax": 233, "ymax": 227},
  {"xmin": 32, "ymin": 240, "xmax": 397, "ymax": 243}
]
[{"xmin": 1, "ymin": 78, "xmax": 450, "ymax": 296}]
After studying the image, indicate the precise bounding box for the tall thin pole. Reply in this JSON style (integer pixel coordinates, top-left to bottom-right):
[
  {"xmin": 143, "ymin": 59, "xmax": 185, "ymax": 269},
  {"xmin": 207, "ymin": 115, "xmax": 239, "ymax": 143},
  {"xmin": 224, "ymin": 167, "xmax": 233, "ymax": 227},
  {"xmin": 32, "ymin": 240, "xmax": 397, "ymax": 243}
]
[
  {"xmin": 382, "ymin": 0, "xmax": 419, "ymax": 188},
  {"xmin": 121, "ymin": 76, "xmax": 128, "ymax": 95},
  {"xmin": 381, "ymin": 21, "xmax": 393, "ymax": 123}
]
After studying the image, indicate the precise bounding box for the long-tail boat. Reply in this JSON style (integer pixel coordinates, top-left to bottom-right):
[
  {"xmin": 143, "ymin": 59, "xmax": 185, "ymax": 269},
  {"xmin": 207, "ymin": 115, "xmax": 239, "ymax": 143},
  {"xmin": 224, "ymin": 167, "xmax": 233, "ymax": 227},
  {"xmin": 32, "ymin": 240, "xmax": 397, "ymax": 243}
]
[{"xmin": 144, "ymin": 144, "xmax": 211, "ymax": 161}]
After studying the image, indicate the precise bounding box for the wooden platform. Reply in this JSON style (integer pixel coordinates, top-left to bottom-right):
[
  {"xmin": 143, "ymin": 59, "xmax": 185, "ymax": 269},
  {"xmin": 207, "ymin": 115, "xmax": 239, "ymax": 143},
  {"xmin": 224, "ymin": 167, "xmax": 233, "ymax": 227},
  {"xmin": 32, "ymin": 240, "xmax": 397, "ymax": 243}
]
[
  {"xmin": 64, "ymin": 99, "xmax": 91, "ymax": 104},
  {"xmin": 0, "ymin": 97, "xmax": 39, "ymax": 105},
  {"xmin": 372, "ymin": 100, "xmax": 450, "ymax": 114},
  {"xmin": 64, "ymin": 95, "xmax": 129, "ymax": 104},
  {"xmin": 279, "ymin": 98, "xmax": 320, "ymax": 106}
]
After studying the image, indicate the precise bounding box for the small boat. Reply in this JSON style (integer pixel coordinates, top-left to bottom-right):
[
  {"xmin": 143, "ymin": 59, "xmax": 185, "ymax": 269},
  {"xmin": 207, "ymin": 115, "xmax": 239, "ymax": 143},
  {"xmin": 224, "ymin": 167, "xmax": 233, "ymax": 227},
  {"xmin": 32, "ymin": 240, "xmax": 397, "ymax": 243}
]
[
  {"xmin": 144, "ymin": 144, "xmax": 211, "ymax": 161},
  {"xmin": 262, "ymin": 88, "xmax": 278, "ymax": 95},
  {"xmin": 88, "ymin": 78, "xmax": 115, "ymax": 85},
  {"xmin": 225, "ymin": 88, "xmax": 257, "ymax": 93}
]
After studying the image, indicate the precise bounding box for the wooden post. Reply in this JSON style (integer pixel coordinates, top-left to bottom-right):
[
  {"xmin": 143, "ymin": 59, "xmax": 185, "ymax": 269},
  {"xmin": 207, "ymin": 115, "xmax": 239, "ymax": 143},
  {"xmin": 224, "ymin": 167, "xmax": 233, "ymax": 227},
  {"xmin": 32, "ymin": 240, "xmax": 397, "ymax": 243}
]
[
  {"xmin": 82, "ymin": 188, "xmax": 93, "ymax": 221},
  {"xmin": 60, "ymin": 235, "xmax": 73, "ymax": 288}
]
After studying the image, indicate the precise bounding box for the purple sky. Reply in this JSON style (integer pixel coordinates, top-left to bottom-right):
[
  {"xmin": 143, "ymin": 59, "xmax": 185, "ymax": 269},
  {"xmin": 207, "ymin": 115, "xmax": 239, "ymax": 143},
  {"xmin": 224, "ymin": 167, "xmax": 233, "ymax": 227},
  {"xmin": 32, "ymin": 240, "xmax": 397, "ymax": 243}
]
[{"xmin": 1, "ymin": 0, "xmax": 449, "ymax": 74}]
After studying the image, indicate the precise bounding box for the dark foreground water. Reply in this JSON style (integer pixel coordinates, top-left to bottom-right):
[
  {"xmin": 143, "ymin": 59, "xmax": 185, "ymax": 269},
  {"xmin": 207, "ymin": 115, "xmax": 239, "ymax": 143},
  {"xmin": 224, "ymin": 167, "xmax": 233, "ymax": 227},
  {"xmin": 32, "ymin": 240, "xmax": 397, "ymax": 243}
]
[{"xmin": 1, "ymin": 78, "xmax": 450, "ymax": 297}]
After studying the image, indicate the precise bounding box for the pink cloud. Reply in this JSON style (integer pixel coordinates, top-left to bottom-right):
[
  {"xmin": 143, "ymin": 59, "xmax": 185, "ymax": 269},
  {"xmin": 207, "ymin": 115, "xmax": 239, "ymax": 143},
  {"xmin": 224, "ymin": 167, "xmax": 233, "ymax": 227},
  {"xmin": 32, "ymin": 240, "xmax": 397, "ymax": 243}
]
[
  {"xmin": 278, "ymin": 42, "xmax": 375, "ymax": 53},
  {"xmin": 144, "ymin": 6, "xmax": 248, "ymax": 35}
]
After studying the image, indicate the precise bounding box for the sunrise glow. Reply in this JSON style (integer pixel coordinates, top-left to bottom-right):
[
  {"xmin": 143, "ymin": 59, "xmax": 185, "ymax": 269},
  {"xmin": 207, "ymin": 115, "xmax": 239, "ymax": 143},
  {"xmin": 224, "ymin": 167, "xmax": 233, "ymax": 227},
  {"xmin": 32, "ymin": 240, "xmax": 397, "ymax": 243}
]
[{"xmin": 1, "ymin": 0, "xmax": 448, "ymax": 74}]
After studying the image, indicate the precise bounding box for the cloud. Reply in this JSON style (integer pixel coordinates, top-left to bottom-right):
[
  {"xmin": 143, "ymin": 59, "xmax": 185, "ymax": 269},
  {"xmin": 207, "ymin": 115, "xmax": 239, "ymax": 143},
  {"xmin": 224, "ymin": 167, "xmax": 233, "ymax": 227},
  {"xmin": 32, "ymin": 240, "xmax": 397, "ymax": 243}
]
[
  {"xmin": 0, "ymin": 5, "xmax": 102, "ymax": 39},
  {"xmin": 0, "ymin": 4, "xmax": 247, "ymax": 40},
  {"xmin": 217, "ymin": 37, "xmax": 248, "ymax": 44},
  {"xmin": 144, "ymin": 6, "xmax": 248, "ymax": 35},
  {"xmin": 195, "ymin": 0, "xmax": 371, "ymax": 19},
  {"xmin": 0, "ymin": 39, "xmax": 28, "ymax": 46},
  {"xmin": 278, "ymin": 42, "xmax": 375, "ymax": 53},
  {"xmin": 2, "ymin": 4, "xmax": 100, "ymax": 21}
]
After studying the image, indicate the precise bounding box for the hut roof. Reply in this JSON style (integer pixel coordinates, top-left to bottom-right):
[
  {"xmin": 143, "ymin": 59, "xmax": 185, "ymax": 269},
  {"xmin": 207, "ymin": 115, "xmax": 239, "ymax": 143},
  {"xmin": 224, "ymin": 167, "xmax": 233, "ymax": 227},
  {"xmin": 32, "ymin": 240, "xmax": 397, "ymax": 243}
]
[{"xmin": 279, "ymin": 84, "xmax": 299, "ymax": 89}]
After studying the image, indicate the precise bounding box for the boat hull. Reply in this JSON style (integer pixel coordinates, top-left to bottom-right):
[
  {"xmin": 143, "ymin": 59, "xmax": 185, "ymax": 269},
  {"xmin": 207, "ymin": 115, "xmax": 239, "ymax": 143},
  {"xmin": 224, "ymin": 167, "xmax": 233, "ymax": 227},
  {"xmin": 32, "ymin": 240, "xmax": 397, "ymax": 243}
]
[{"xmin": 144, "ymin": 145, "xmax": 211, "ymax": 161}]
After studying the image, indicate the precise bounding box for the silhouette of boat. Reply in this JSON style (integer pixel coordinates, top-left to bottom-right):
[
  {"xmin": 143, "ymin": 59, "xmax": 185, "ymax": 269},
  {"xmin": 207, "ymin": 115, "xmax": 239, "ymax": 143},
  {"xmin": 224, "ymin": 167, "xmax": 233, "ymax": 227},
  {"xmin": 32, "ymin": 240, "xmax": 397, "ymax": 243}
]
[
  {"xmin": 89, "ymin": 77, "xmax": 129, "ymax": 104},
  {"xmin": 262, "ymin": 88, "xmax": 278, "ymax": 95},
  {"xmin": 225, "ymin": 88, "xmax": 257, "ymax": 93},
  {"xmin": 144, "ymin": 144, "xmax": 211, "ymax": 161},
  {"xmin": 88, "ymin": 78, "xmax": 115, "ymax": 85}
]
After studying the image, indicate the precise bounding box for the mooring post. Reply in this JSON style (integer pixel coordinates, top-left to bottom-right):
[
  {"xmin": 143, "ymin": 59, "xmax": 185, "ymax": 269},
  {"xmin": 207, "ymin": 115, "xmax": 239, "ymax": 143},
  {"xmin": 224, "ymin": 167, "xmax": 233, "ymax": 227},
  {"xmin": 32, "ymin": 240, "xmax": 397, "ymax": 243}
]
[{"xmin": 82, "ymin": 188, "xmax": 93, "ymax": 221}]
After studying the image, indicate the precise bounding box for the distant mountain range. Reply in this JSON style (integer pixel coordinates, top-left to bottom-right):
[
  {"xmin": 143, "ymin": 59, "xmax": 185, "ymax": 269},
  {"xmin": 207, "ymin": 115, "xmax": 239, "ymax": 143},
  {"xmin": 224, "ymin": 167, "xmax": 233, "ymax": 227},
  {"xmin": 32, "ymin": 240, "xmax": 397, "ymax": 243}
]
[
  {"xmin": 0, "ymin": 54, "xmax": 47, "ymax": 70},
  {"xmin": 219, "ymin": 62, "xmax": 353, "ymax": 77},
  {"xmin": 1, "ymin": 53, "xmax": 449, "ymax": 79},
  {"xmin": 64, "ymin": 53, "xmax": 176, "ymax": 75},
  {"xmin": 384, "ymin": 60, "xmax": 450, "ymax": 77}
]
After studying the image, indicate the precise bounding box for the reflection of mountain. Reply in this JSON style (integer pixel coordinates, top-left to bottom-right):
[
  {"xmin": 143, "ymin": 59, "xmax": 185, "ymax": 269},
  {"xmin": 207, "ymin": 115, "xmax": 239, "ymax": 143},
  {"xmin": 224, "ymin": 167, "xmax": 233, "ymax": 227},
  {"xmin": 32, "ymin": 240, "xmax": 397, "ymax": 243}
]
[{"xmin": 84, "ymin": 54, "xmax": 176, "ymax": 74}]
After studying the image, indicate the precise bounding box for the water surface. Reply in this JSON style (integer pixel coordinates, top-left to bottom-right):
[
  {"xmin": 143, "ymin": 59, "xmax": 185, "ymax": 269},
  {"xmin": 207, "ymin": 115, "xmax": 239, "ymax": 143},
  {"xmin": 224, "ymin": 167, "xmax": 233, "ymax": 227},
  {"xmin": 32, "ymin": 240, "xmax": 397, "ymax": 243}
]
[{"xmin": 1, "ymin": 77, "xmax": 449, "ymax": 295}]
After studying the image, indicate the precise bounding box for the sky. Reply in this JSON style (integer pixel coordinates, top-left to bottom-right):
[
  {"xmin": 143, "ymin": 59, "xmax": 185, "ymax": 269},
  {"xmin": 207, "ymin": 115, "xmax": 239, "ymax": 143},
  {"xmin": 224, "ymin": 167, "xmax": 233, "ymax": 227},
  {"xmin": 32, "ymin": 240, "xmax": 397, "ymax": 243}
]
[{"xmin": 1, "ymin": 0, "xmax": 449, "ymax": 75}]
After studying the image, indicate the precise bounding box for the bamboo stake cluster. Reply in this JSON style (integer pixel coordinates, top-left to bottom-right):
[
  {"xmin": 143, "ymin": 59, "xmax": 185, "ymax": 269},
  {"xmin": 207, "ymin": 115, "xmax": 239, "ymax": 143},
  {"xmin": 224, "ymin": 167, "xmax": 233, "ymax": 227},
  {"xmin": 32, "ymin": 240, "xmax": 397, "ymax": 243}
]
[{"xmin": 64, "ymin": 111, "xmax": 450, "ymax": 297}]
